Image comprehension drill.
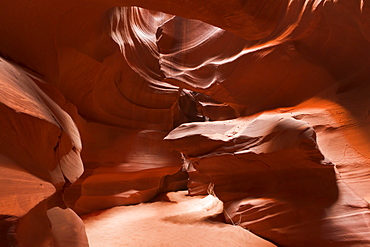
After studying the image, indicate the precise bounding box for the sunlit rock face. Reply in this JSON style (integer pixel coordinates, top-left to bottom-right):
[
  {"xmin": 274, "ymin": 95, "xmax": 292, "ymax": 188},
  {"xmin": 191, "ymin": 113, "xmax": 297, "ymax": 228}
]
[
  {"xmin": 1, "ymin": 0, "xmax": 370, "ymax": 246},
  {"xmin": 165, "ymin": 113, "xmax": 370, "ymax": 245},
  {"xmin": 0, "ymin": 59, "xmax": 87, "ymax": 246}
]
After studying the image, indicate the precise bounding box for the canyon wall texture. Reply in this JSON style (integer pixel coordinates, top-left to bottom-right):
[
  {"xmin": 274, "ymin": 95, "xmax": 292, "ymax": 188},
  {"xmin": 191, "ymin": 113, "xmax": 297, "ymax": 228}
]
[{"xmin": 1, "ymin": 0, "xmax": 370, "ymax": 246}]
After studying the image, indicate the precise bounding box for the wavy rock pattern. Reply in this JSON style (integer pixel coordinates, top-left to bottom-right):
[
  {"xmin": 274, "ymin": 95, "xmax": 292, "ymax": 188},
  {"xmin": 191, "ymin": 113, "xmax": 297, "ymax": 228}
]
[
  {"xmin": 1, "ymin": 0, "xmax": 370, "ymax": 246},
  {"xmin": 0, "ymin": 59, "xmax": 86, "ymax": 245},
  {"xmin": 165, "ymin": 113, "xmax": 370, "ymax": 246}
]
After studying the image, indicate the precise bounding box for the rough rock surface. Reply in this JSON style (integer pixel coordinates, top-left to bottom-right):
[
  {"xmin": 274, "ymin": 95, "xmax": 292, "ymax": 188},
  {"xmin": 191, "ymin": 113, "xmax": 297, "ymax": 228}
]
[{"xmin": 0, "ymin": 0, "xmax": 370, "ymax": 246}]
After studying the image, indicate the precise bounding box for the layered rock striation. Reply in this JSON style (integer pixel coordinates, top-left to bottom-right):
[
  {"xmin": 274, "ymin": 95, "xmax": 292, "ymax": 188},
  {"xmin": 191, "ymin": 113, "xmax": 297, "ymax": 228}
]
[
  {"xmin": 165, "ymin": 113, "xmax": 370, "ymax": 246},
  {"xmin": 1, "ymin": 0, "xmax": 370, "ymax": 246}
]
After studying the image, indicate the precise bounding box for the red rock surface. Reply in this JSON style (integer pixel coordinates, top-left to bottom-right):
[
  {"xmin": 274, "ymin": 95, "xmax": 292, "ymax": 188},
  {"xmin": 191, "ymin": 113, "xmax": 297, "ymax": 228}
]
[
  {"xmin": 165, "ymin": 113, "xmax": 370, "ymax": 245},
  {"xmin": 0, "ymin": 0, "xmax": 370, "ymax": 246},
  {"xmin": 0, "ymin": 59, "xmax": 86, "ymax": 246}
]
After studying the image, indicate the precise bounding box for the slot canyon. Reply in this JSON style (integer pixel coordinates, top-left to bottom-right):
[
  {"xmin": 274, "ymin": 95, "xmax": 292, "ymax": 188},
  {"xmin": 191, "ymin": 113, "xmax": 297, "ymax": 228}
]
[{"xmin": 1, "ymin": 0, "xmax": 370, "ymax": 246}]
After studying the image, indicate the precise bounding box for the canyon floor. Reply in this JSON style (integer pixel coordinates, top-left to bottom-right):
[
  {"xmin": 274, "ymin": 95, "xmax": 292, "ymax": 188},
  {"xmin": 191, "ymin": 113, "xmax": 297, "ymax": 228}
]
[{"xmin": 83, "ymin": 191, "xmax": 275, "ymax": 247}]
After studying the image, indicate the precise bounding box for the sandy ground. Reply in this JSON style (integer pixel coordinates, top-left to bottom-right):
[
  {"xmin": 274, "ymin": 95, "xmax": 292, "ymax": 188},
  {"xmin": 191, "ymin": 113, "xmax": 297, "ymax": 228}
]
[{"xmin": 83, "ymin": 191, "xmax": 275, "ymax": 247}]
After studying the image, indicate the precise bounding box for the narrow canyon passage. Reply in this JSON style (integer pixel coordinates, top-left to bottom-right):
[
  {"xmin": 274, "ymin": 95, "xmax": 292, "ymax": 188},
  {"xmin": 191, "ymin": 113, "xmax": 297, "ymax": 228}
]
[{"xmin": 1, "ymin": 1, "xmax": 370, "ymax": 246}]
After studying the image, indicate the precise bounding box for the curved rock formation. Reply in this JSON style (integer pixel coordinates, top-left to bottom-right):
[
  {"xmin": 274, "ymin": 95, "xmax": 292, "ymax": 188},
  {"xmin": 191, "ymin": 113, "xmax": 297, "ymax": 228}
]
[
  {"xmin": 1, "ymin": 0, "xmax": 370, "ymax": 246},
  {"xmin": 0, "ymin": 59, "xmax": 86, "ymax": 245},
  {"xmin": 165, "ymin": 113, "xmax": 370, "ymax": 246}
]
